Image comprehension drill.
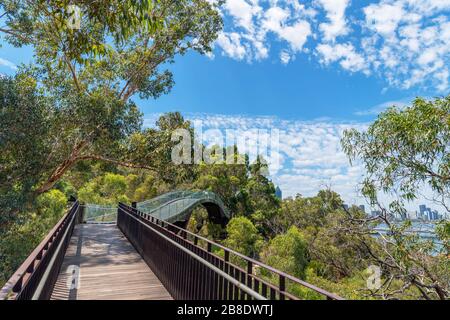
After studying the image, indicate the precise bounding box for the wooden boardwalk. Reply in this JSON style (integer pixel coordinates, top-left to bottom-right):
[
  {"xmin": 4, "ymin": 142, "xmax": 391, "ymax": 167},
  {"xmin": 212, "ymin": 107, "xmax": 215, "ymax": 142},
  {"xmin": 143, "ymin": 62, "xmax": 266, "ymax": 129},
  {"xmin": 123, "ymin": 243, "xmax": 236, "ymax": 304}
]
[{"xmin": 51, "ymin": 224, "xmax": 172, "ymax": 300}]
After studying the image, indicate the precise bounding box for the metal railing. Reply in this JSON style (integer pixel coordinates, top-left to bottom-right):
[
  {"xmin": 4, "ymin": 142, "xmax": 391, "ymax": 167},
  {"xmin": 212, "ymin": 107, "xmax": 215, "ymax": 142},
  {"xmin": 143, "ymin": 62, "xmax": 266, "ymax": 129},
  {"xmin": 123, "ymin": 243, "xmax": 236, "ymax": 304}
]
[
  {"xmin": 137, "ymin": 190, "xmax": 190, "ymax": 209},
  {"xmin": 82, "ymin": 204, "xmax": 117, "ymax": 223},
  {"xmin": 137, "ymin": 190, "xmax": 231, "ymax": 222},
  {"xmin": 118, "ymin": 203, "xmax": 343, "ymax": 300},
  {"xmin": 0, "ymin": 201, "xmax": 80, "ymax": 300}
]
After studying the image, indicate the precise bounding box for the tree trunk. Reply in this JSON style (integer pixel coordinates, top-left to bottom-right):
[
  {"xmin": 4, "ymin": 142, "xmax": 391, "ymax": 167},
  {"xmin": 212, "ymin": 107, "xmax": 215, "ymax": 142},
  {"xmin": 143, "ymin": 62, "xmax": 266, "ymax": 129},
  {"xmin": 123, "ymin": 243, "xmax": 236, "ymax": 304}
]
[{"xmin": 35, "ymin": 157, "xmax": 78, "ymax": 194}]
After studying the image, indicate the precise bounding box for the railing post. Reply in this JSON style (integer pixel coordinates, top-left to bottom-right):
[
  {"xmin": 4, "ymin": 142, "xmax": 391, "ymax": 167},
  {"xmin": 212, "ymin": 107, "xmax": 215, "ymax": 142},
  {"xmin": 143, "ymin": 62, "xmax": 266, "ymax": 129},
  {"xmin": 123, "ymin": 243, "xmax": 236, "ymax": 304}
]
[
  {"xmin": 279, "ymin": 275, "xmax": 286, "ymax": 300},
  {"xmin": 77, "ymin": 203, "xmax": 85, "ymax": 224},
  {"xmin": 224, "ymin": 251, "xmax": 230, "ymax": 269},
  {"xmin": 247, "ymin": 261, "xmax": 253, "ymax": 299},
  {"xmin": 115, "ymin": 200, "xmax": 343, "ymax": 301}
]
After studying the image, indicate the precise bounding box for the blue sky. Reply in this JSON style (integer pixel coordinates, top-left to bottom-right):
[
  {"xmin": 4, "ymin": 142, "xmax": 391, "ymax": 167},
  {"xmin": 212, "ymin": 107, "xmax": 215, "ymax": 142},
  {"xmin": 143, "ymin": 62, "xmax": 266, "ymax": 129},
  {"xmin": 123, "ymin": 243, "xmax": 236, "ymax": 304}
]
[{"xmin": 1, "ymin": 0, "xmax": 449, "ymax": 214}]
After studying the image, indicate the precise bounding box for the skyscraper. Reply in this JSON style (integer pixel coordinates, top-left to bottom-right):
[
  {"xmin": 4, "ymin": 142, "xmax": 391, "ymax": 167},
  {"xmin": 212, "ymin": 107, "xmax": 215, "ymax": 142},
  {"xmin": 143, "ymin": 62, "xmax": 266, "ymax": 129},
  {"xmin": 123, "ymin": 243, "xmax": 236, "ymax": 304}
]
[
  {"xmin": 275, "ymin": 186, "xmax": 282, "ymax": 199},
  {"xmin": 419, "ymin": 204, "xmax": 427, "ymax": 217}
]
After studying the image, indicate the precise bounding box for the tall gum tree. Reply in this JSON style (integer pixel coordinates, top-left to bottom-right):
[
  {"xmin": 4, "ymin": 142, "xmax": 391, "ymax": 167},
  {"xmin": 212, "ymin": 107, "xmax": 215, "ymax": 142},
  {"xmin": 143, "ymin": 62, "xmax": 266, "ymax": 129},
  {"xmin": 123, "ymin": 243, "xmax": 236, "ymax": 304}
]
[
  {"xmin": 341, "ymin": 96, "xmax": 450, "ymax": 300},
  {"xmin": 0, "ymin": 0, "xmax": 223, "ymax": 194}
]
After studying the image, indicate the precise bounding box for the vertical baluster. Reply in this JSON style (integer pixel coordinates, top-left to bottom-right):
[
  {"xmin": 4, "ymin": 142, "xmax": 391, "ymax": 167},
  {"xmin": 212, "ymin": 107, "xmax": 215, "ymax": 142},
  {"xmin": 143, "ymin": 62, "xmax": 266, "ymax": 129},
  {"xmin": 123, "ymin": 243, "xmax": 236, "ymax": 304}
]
[
  {"xmin": 270, "ymin": 287, "xmax": 276, "ymax": 300},
  {"xmin": 261, "ymin": 283, "xmax": 268, "ymax": 298},
  {"xmin": 224, "ymin": 251, "xmax": 230, "ymax": 300},
  {"xmin": 247, "ymin": 261, "xmax": 253, "ymax": 300},
  {"xmin": 279, "ymin": 275, "xmax": 286, "ymax": 300},
  {"xmin": 254, "ymin": 278, "xmax": 260, "ymax": 296}
]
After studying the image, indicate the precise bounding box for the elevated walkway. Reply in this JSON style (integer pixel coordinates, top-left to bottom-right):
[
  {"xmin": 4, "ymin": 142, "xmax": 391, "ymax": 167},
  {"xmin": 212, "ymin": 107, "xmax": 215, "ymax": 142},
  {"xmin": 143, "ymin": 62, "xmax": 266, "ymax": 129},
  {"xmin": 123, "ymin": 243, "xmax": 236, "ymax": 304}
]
[
  {"xmin": 1, "ymin": 192, "xmax": 343, "ymax": 301},
  {"xmin": 51, "ymin": 224, "xmax": 171, "ymax": 300}
]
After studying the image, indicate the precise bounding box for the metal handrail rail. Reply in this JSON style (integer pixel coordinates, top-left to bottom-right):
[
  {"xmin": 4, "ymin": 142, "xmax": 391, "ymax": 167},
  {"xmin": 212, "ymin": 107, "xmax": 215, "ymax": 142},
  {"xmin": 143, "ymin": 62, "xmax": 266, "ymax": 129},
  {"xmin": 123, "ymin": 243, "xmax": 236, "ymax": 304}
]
[
  {"xmin": 137, "ymin": 190, "xmax": 231, "ymax": 219},
  {"xmin": 119, "ymin": 207, "xmax": 267, "ymax": 300},
  {"xmin": 0, "ymin": 201, "xmax": 80, "ymax": 300},
  {"xmin": 137, "ymin": 190, "xmax": 188, "ymax": 207},
  {"xmin": 119, "ymin": 203, "xmax": 343, "ymax": 300}
]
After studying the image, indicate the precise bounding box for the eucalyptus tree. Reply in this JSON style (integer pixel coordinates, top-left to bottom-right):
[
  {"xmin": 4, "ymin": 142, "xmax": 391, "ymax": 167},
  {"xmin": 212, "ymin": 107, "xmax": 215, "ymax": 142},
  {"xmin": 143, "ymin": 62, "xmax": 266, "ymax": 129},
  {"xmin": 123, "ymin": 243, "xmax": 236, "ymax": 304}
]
[
  {"xmin": 0, "ymin": 0, "xmax": 222, "ymax": 195},
  {"xmin": 341, "ymin": 96, "xmax": 450, "ymax": 299},
  {"xmin": 0, "ymin": 76, "xmax": 51, "ymax": 220}
]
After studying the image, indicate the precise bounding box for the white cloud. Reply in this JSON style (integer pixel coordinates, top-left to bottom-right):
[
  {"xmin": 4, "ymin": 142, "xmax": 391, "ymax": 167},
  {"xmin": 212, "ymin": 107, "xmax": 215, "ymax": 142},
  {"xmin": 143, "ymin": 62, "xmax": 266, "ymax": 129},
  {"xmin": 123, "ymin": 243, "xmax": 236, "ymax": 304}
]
[
  {"xmin": 144, "ymin": 111, "xmax": 445, "ymax": 211},
  {"xmin": 216, "ymin": 32, "xmax": 248, "ymax": 60},
  {"xmin": 364, "ymin": 2, "xmax": 405, "ymax": 38},
  {"xmin": 176, "ymin": 112, "xmax": 369, "ymax": 204},
  {"xmin": 223, "ymin": 0, "xmax": 262, "ymax": 32},
  {"xmin": 0, "ymin": 57, "xmax": 17, "ymax": 70},
  {"xmin": 354, "ymin": 98, "xmax": 412, "ymax": 116},
  {"xmin": 276, "ymin": 20, "xmax": 311, "ymax": 51},
  {"xmin": 280, "ymin": 50, "xmax": 291, "ymax": 64},
  {"xmin": 317, "ymin": 43, "xmax": 368, "ymax": 73},
  {"xmin": 260, "ymin": 6, "xmax": 312, "ymax": 52},
  {"xmin": 215, "ymin": 0, "xmax": 450, "ymax": 92},
  {"xmin": 216, "ymin": 1, "xmax": 313, "ymax": 62},
  {"xmin": 317, "ymin": 0, "xmax": 350, "ymax": 42}
]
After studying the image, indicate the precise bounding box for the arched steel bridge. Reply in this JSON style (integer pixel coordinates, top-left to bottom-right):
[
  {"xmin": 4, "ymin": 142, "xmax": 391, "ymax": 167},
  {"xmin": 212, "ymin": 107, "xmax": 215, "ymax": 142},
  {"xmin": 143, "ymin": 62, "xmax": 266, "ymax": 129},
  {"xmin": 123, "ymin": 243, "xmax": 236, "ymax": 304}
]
[{"xmin": 0, "ymin": 191, "xmax": 343, "ymax": 301}]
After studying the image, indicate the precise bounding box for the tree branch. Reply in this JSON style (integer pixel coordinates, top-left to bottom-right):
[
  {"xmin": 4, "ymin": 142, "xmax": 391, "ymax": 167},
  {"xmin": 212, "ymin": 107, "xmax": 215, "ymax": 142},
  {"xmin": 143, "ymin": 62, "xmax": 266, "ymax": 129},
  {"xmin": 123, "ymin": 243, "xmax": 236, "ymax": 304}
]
[
  {"xmin": 78, "ymin": 155, "xmax": 157, "ymax": 171},
  {"xmin": 0, "ymin": 27, "xmax": 30, "ymax": 42},
  {"xmin": 64, "ymin": 54, "xmax": 84, "ymax": 93}
]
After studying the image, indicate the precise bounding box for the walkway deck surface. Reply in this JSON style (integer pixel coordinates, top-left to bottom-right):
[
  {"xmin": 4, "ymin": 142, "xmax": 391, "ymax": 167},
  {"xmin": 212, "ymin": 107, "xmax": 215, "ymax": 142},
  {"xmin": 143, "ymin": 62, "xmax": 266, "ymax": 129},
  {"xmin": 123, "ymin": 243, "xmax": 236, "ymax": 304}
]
[{"xmin": 51, "ymin": 224, "xmax": 172, "ymax": 300}]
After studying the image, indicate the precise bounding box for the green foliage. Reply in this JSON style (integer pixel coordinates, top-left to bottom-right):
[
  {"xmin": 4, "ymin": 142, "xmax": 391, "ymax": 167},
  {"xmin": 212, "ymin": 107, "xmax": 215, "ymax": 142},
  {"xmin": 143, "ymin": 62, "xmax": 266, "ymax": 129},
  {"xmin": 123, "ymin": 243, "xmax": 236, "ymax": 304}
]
[
  {"xmin": 78, "ymin": 173, "xmax": 129, "ymax": 205},
  {"xmin": 77, "ymin": 172, "xmax": 162, "ymax": 205},
  {"xmin": 260, "ymin": 226, "xmax": 309, "ymax": 279},
  {"xmin": 0, "ymin": 76, "xmax": 51, "ymax": 217},
  {"xmin": 436, "ymin": 220, "xmax": 450, "ymax": 255},
  {"xmin": 0, "ymin": 190, "xmax": 67, "ymax": 286},
  {"xmin": 342, "ymin": 96, "xmax": 450, "ymax": 205},
  {"xmin": 0, "ymin": 0, "xmax": 222, "ymax": 206},
  {"xmin": 298, "ymin": 267, "xmax": 371, "ymax": 300},
  {"xmin": 36, "ymin": 190, "xmax": 68, "ymax": 220},
  {"xmin": 245, "ymin": 158, "xmax": 280, "ymax": 234},
  {"xmin": 193, "ymin": 153, "xmax": 281, "ymax": 237},
  {"xmin": 341, "ymin": 96, "xmax": 450, "ymax": 299},
  {"xmin": 223, "ymin": 217, "xmax": 262, "ymax": 259},
  {"xmin": 0, "ymin": 1, "xmax": 161, "ymax": 49},
  {"xmin": 186, "ymin": 207, "xmax": 225, "ymax": 241}
]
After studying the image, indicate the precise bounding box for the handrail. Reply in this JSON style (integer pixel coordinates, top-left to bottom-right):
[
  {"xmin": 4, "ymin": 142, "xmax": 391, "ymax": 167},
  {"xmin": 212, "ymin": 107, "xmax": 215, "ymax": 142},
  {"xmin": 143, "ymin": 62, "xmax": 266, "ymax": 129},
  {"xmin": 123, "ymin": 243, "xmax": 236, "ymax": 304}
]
[
  {"xmin": 83, "ymin": 203, "xmax": 117, "ymax": 223},
  {"xmin": 0, "ymin": 201, "xmax": 80, "ymax": 300},
  {"xmin": 119, "ymin": 203, "xmax": 343, "ymax": 300},
  {"xmin": 137, "ymin": 190, "xmax": 231, "ymax": 220},
  {"xmin": 137, "ymin": 190, "xmax": 187, "ymax": 206},
  {"xmin": 119, "ymin": 206, "xmax": 266, "ymax": 300}
]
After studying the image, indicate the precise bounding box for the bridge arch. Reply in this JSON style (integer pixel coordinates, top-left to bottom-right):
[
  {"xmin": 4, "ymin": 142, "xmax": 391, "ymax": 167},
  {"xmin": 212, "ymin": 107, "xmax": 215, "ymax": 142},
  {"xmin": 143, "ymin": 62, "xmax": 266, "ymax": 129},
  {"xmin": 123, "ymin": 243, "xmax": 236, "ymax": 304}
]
[{"xmin": 135, "ymin": 190, "xmax": 231, "ymax": 228}]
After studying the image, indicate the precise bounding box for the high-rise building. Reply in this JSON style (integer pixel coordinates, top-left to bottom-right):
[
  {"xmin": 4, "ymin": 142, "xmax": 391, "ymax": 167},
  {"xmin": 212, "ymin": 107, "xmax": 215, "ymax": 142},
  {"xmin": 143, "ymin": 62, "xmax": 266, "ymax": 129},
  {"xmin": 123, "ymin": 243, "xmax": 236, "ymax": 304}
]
[
  {"xmin": 419, "ymin": 204, "xmax": 427, "ymax": 215},
  {"xmin": 427, "ymin": 209, "xmax": 433, "ymax": 221},
  {"xmin": 417, "ymin": 205, "xmax": 442, "ymax": 220},
  {"xmin": 432, "ymin": 210, "xmax": 439, "ymax": 220},
  {"xmin": 275, "ymin": 186, "xmax": 282, "ymax": 199},
  {"xmin": 371, "ymin": 210, "xmax": 381, "ymax": 217}
]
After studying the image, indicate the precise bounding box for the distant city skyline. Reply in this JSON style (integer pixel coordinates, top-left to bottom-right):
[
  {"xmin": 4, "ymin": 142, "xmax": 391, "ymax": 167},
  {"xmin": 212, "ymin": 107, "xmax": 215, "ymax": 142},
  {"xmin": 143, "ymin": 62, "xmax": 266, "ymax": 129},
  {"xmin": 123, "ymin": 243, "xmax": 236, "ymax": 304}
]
[{"xmin": 360, "ymin": 204, "xmax": 448, "ymax": 221}]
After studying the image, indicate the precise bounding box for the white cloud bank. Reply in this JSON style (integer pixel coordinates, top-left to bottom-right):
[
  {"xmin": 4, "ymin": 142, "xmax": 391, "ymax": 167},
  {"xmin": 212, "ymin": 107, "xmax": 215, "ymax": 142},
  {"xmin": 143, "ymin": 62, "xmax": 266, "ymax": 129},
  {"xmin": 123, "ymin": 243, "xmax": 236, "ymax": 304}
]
[
  {"xmin": 144, "ymin": 111, "xmax": 445, "ymax": 212},
  {"xmin": 173, "ymin": 112, "xmax": 369, "ymax": 204},
  {"xmin": 213, "ymin": 0, "xmax": 450, "ymax": 92},
  {"xmin": 0, "ymin": 57, "xmax": 17, "ymax": 70}
]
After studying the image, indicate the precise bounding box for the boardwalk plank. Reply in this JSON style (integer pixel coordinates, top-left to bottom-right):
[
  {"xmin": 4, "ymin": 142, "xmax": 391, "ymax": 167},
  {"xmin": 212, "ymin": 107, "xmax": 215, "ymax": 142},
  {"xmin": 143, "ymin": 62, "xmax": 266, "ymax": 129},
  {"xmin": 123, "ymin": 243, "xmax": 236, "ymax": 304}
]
[{"xmin": 51, "ymin": 224, "xmax": 172, "ymax": 300}]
